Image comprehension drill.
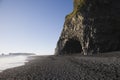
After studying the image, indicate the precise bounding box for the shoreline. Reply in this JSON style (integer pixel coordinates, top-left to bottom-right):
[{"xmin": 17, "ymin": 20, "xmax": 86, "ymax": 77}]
[
  {"xmin": 0, "ymin": 55, "xmax": 30, "ymax": 73},
  {"xmin": 0, "ymin": 53, "xmax": 120, "ymax": 80}
]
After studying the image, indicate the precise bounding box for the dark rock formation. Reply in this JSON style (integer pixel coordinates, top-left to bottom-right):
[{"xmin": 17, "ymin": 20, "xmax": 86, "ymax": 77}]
[{"xmin": 55, "ymin": 0, "xmax": 120, "ymax": 55}]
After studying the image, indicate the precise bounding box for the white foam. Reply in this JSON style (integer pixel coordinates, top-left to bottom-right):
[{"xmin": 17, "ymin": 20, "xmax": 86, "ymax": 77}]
[{"xmin": 0, "ymin": 55, "xmax": 28, "ymax": 72}]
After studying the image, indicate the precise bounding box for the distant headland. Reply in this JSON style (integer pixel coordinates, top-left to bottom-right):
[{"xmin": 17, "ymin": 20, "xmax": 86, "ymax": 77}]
[{"xmin": 0, "ymin": 53, "xmax": 35, "ymax": 56}]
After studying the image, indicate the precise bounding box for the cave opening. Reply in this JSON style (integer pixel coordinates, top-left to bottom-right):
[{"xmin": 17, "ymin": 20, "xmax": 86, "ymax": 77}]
[{"xmin": 62, "ymin": 39, "xmax": 83, "ymax": 54}]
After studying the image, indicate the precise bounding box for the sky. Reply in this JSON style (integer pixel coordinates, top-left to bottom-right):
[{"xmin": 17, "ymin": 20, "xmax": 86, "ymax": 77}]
[{"xmin": 0, "ymin": 0, "xmax": 73, "ymax": 55}]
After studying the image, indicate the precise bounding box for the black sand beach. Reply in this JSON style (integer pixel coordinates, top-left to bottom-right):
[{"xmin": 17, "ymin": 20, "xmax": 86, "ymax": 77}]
[{"xmin": 0, "ymin": 52, "xmax": 120, "ymax": 80}]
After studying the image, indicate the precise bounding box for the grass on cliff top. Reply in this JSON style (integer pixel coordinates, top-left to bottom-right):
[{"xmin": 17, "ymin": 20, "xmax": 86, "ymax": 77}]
[{"xmin": 66, "ymin": 0, "xmax": 85, "ymax": 20}]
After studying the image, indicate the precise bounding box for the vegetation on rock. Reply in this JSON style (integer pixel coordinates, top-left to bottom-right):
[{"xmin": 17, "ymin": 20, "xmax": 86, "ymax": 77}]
[{"xmin": 66, "ymin": 0, "xmax": 85, "ymax": 20}]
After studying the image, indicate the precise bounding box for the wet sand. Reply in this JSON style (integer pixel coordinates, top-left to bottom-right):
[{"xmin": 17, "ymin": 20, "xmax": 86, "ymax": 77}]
[{"xmin": 0, "ymin": 52, "xmax": 120, "ymax": 80}]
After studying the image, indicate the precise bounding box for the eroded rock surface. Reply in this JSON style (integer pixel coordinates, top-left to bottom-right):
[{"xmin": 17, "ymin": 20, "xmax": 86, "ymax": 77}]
[{"xmin": 55, "ymin": 0, "xmax": 120, "ymax": 55}]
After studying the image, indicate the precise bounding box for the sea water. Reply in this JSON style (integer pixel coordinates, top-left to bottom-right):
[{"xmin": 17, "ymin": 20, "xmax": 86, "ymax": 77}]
[{"xmin": 0, "ymin": 55, "xmax": 28, "ymax": 72}]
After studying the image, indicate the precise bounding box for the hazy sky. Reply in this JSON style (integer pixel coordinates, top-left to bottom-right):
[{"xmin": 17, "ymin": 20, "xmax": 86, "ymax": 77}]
[{"xmin": 0, "ymin": 0, "xmax": 73, "ymax": 55}]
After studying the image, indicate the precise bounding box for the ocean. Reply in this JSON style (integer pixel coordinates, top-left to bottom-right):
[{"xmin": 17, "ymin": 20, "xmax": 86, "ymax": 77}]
[{"xmin": 0, "ymin": 55, "xmax": 28, "ymax": 72}]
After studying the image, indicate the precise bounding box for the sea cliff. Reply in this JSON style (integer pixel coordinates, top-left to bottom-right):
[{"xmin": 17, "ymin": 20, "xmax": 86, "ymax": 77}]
[{"xmin": 55, "ymin": 0, "xmax": 120, "ymax": 55}]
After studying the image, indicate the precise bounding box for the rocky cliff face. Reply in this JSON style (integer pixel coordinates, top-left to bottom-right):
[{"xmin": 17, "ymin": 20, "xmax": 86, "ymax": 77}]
[{"xmin": 55, "ymin": 0, "xmax": 120, "ymax": 55}]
